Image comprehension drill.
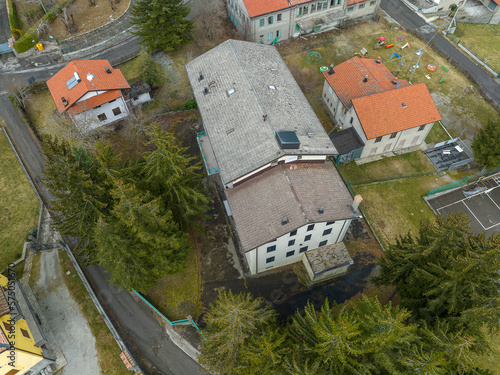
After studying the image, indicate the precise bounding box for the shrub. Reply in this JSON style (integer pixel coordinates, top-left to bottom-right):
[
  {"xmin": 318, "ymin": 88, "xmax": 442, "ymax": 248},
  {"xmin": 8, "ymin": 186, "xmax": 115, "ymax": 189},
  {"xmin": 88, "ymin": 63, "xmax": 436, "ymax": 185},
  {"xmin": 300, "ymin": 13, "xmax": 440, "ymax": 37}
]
[
  {"xmin": 182, "ymin": 100, "xmax": 197, "ymax": 110},
  {"xmin": 7, "ymin": 0, "xmax": 20, "ymax": 40}
]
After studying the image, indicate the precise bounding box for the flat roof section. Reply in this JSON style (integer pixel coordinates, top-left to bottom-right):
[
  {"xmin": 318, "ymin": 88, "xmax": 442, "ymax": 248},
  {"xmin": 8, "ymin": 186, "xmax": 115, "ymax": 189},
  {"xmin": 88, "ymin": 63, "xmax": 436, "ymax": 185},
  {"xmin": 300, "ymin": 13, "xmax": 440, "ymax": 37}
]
[
  {"xmin": 424, "ymin": 138, "xmax": 473, "ymax": 171},
  {"xmin": 304, "ymin": 242, "xmax": 354, "ymax": 276},
  {"xmin": 329, "ymin": 127, "xmax": 364, "ymax": 155}
]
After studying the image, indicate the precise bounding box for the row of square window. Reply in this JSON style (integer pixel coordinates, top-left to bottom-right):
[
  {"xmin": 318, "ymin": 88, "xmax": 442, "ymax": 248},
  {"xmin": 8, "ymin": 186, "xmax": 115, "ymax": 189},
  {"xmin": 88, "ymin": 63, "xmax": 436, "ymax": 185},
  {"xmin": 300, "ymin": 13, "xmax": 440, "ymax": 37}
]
[
  {"xmin": 266, "ymin": 240, "xmax": 329, "ymax": 263},
  {"xmin": 267, "ymin": 228, "xmax": 334, "ymax": 253},
  {"xmin": 373, "ymin": 125, "xmax": 425, "ymax": 143}
]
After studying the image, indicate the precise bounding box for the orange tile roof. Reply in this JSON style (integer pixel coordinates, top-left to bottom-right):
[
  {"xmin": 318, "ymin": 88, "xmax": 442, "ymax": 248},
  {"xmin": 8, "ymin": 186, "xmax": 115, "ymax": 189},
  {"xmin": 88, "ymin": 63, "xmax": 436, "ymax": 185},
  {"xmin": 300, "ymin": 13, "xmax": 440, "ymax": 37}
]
[
  {"xmin": 352, "ymin": 83, "xmax": 441, "ymax": 139},
  {"xmin": 67, "ymin": 90, "xmax": 122, "ymax": 116},
  {"xmin": 47, "ymin": 60, "xmax": 130, "ymax": 114},
  {"xmin": 242, "ymin": 0, "xmax": 291, "ymax": 17},
  {"xmin": 323, "ymin": 57, "xmax": 409, "ymax": 109}
]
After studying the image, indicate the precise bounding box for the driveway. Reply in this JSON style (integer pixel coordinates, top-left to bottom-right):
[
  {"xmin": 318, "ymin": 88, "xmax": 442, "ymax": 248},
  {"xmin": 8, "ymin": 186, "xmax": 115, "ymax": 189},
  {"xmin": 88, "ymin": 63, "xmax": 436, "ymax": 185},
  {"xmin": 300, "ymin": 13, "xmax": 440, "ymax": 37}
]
[
  {"xmin": 33, "ymin": 249, "xmax": 100, "ymax": 375},
  {"xmin": 381, "ymin": 0, "xmax": 500, "ymax": 107}
]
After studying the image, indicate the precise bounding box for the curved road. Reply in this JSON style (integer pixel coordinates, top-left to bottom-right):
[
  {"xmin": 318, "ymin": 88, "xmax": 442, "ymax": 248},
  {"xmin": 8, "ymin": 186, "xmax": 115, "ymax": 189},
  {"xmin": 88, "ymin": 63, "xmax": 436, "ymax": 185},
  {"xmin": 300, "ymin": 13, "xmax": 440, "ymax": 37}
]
[
  {"xmin": 381, "ymin": 0, "xmax": 500, "ymax": 107},
  {"xmin": 0, "ymin": 39, "xmax": 206, "ymax": 375}
]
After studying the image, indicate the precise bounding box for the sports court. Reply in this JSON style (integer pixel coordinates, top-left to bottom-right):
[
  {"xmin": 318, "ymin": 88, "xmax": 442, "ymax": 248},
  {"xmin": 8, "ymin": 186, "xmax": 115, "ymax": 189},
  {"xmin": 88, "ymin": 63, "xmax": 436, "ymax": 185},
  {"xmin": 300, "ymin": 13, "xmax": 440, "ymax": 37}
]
[{"xmin": 426, "ymin": 173, "xmax": 500, "ymax": 237}]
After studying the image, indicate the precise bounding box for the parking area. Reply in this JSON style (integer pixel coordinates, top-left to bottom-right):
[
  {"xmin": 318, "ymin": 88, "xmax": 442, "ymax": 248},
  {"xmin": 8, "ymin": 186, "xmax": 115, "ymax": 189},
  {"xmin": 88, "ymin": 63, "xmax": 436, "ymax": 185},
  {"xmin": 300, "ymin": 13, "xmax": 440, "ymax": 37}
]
[{"xmin": 426, "ymin": 173, "xmax": 500, "ymax": 237}]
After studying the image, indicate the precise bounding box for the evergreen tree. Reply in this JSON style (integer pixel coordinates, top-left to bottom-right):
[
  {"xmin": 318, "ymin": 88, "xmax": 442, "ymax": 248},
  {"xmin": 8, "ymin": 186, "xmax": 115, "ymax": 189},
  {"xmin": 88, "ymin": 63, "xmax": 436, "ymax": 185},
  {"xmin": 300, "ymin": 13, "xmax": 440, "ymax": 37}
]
[
  {"xmin": 138, "ymin": 125, "xmax": 209, "ymax": 227},
  {"xmin": 375, "ymin": 213, "xmax": 500, "ymax": 338},
  {"xmin": 130, "ymin": 0, "xmax": 193, "ymax": 52},
  {"xmin": 42, "ymin": 137, "xmax": 113, "ymax": 258},
  {"xmin": 472, "ymin": 118, "xmax": 500, "ymax": 168},
  {"xmin": 93, "ymin": 180, "xmax": 189, "ymax": 292},
  {"xmin": 136, "ymin": 49, "xmax": 166, "ymax": 88},
  {"xmin": 199, "ymin": 290, "xmax": 276, "ymax": 374}
]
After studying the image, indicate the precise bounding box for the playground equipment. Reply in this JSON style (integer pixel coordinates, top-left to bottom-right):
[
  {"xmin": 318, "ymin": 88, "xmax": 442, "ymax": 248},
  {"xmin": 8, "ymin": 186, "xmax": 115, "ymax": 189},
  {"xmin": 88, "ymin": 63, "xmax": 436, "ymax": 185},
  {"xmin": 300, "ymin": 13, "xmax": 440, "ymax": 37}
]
[
  {"xmin": 320, "ymin": 66, "xmax": 328, "ymax": 72},
  {"xmin": 390, "ymin": 52, "xmax": 401, "ymax": 60},
  {"xmin": 306, "ymin": 51, "xmax": 322, "ymax": 64},
  {"xmin": 401, "ymin": 42, "xmax": 410, "ymax": 49},
  {"xmin": 427, "ymin": 64, "xmax": 436, "ymax": 71},
  {"xmin": 374, "ymin": 36, "xmax": 386, "ymax": 50},
  {"xmin": 385, "ymin": 44, "xmax": 394, "ymax": 49}
]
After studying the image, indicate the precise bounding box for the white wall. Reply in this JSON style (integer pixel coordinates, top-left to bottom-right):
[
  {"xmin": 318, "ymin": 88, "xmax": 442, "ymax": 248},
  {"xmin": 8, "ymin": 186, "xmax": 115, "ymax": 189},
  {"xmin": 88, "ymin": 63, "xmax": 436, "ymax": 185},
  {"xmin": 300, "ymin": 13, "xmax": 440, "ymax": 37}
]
[
  {"xmin": 130, "ymin": 92, "xmax": 152, "ymax": 106},
  {"xmin": 72, "ymin": 96, "xmax": 128, "ymax": 132},
  {"xmin": 358, "ymin": 122, "xmax": 434, "ymax": 159},
  {"xmin": 245, "ymin": 219, "xmax": 351, "ymax": 274}
]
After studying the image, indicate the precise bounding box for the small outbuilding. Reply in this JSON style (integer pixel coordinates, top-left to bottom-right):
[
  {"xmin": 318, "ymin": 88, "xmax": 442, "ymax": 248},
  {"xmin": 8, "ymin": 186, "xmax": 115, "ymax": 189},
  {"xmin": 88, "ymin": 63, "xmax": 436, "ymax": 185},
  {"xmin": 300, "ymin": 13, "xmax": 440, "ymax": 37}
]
[{"xmin": 302, "ymin": 242, "xmax": 353, "ymax": 283}]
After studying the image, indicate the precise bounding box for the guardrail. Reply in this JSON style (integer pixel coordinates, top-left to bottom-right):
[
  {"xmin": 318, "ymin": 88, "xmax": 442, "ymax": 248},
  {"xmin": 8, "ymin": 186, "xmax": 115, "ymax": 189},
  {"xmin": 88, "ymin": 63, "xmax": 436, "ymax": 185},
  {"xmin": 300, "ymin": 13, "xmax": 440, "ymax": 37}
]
[{"xmin": 132, "ymin": 289, "xmax": 202, "ymax": 332}]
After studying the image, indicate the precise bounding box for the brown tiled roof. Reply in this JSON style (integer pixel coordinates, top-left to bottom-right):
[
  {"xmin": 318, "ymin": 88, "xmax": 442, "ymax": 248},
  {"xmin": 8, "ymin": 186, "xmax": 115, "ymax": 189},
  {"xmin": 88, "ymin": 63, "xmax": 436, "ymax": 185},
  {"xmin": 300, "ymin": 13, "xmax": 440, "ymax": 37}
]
[
  {"xmin": 323, "ymin": 57, "xmax": 409, "ymax": 109},
  {"xmin": 242, "ymin": 0, "xmax": 291, "ymax": 17},
  {"xmin": 47, "ymin": 60, "xmax": 130, "ymax": 114},
  {"xmin": 0, "ymin": 290, "xmax": 10, "ymax": 317},
  {"xmin": 0, "ymin": 327, "xmax": 9, "ymax": 354},
  {"xmin": 352, "ymin": 82, "xmax": 441, "ymax": 139},
  {"xmin": 226, "ymin": 162, "xmax": 354, "ymax": 252},
  {"xmin": 67, "ymin": 90, "xmax": 122, "ymax": 116},
  {"xmin": 120, "ymin": 351, "xmax": 135, "ymax": 370}
]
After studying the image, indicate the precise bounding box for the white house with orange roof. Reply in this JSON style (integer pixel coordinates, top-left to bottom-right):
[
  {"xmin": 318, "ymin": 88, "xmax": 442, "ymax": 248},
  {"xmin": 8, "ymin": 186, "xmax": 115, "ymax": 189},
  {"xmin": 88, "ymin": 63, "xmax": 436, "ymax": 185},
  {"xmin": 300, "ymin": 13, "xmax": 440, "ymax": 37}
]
[
  {"xmin": 227, "ymin": 0, "xmax": 380, "ymax": 42},
  {"xmin": 47, "ymin": 60, "xmax": 131, "ymax": 133},
  {"xmin": 322, "ymin": 57, "xmax": 442, "ymax": 162}
]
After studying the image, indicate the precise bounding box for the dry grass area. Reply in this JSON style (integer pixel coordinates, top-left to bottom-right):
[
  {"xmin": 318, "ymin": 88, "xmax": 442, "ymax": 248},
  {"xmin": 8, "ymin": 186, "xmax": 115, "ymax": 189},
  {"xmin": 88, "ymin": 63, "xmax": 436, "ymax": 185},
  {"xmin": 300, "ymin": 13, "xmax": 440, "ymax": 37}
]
[
  {"xmin": 447, "ymin": 22, "xmax": 500, "ymax": 73},
  {"xmin": 340, "ymin": 150, "xmax": 436, "ymax": 185},
  {"xmin": 47, "ymin": 0, "xmax": 129, "ymax": 41},
  {"xmin": 277, "ymin": 19, "xmax": 498, "ymax": 142},
  {"xmin": 356, "ymin": 172, "xmax": 462, "ymax": 247},
  {"xmin": 24, "ymin": 88, "xmax": 56, "ymax": 136},
  {"xmin": 0, "ymin": 121, "xmax": 39, "ymax": 271},
  {"xmin": 146, "ymin": 237, "xmax": 200, "ymax": 321}
]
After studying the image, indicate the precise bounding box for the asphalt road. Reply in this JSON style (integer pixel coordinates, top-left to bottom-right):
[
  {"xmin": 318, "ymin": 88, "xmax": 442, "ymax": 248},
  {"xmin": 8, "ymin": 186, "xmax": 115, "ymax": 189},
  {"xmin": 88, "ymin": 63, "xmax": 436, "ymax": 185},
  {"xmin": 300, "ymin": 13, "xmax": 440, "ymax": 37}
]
[
  {"xmin": 381, "ymin": 0, "xmax": 500, "ymax": 107},
  {"xmin": 0, "ymin": 37, "xmax": 206, "ymax": 375}
]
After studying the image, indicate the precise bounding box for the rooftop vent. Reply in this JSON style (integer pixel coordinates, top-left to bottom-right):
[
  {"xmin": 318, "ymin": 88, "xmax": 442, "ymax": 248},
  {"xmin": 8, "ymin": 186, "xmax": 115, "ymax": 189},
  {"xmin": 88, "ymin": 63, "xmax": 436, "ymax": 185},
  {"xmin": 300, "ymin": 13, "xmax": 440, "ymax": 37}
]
[
  {"xmin": 318, "ymin": 206, "xmax": 325, "ymax": 214},
  {"xmin": 402, "ymin": 102, "xmax": 407, "ymax": 108},
  {"xmin": 276, "ymin": 131, "xmax": 300, "ymax": 150},
  {"xmin": 270, "ymin": 68, "xmax": 278, "ymax": 71},
  {"xmin": 226, "ymin": 128, "xmax": 234, "ymax": 135},
  {"xmin": 328, "ymin": 64, "xmax": 335, "ymax": 75},
  {"xmin": 61, "ymin": 97, "xmax": 69, "ymax": 106},
  {"xmin": 281, "ymin": 217, "xmax": 289, "ymax": 225},
  {"xmin": 391, "ymin": 78, "xmax": 398, "ymax": 85},
  {"xmin": 198, "ymin": 73, "xmax": 204, "ymax": 81},
  {"xmin": 227, "ymin": 88, "xmax": 236, "ymax": 97},
  {"xmin": 375, "ymin": 58, "xmax": 382, "ymax": 64},
  {"xmin": 363, "ymin": 75, "xmax": 368, "ymax": 83},
  {"xmin": 203, "ymin": 87, "xmax": 209, "ymax": 95},
  {"xmin": 105, "ymin": 66, "xmax": 111, "ymax": 74},
  {"xmin": 396, "ymin": 82, "xmax": 401, "ymax": 88},
  {"xmin": 307, "ymin": 132, "xmax": 315, "ymax": 137},
  {"xmin": 268, "ymin": 85, "xmax": 276, "ymax": 90}
]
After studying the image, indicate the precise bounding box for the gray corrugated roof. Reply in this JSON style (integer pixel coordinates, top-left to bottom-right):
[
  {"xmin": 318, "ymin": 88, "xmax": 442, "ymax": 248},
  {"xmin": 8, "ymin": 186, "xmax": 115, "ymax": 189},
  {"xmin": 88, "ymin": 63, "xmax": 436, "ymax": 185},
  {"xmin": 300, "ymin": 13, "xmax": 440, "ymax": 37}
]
[
  {"xmin": 329, "ymin": 127, "xmax": 365, "ymax": 155},
  {"xmin": 225, "ymin": 162, "xmax": 354, "ymax": 252},
  {"xmin": 186, "ymin": 40, "xmax": 338, "ymax": 185}
]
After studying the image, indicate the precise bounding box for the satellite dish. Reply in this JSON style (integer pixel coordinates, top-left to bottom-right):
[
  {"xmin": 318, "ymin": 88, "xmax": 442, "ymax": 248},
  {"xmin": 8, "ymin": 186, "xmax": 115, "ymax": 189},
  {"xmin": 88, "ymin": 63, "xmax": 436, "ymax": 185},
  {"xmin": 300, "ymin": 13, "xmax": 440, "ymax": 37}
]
[{"xmin": 86, "ymin": 73, "xmax": 95, "ymax": 81}]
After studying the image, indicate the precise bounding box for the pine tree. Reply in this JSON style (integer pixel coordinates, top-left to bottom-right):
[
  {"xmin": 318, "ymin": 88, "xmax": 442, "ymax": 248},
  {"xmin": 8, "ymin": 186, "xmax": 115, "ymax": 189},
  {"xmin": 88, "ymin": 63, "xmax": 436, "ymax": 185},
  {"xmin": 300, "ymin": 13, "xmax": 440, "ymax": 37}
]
[
  {"xmin": 130, "ymin": 0, "xmax": 193, "ymax": 52},
  {"xmin": 137, "ymin": 125, "xmax": 209, "ymax": 227},
  {"xmin": 136, "ymin": 49, "xmax": 166, "ymax": 87},
  {"xmin": 199, "ymin": 290, "xmax": 277, "ymax": 374},
  {"xmin": 42, "ymin": 137, "xmax": 113, "ymax": 258},
  {"xmin": 93, "ymin": 180, "xmax": 189, "ymax": 292},
  {"xmin": 472, "ymin": 118, "xmax": 500, "ymax": 168},
  {"xmin": 374, "ymin": 213, "xmax": 500, "ymax": 338}
]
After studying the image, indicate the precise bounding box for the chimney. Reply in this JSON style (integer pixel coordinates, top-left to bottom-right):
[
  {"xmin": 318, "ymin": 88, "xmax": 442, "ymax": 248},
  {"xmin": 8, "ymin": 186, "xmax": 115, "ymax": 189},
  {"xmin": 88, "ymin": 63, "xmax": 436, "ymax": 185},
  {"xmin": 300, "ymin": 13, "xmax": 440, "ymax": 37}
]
[
  {"xmin": 363, "ymin": 75, "xmax": 368, "ymax": 83},
  {"xmin": 198, "ymin": 73, "xmax": 204, "ymax": 81},
  {"xmin": 351, "ymin": 195, "xmax": 363, "ymax": 213},
  {"xmin": 392, "ymin": 77, "xmax": 398, "ymax": 85},
  {"xmin": 105, "ymin": 66, "xmax": 112, "ymax": 74},
  {"xmin": 281, "ymin": 217, "xmax": 289, "ymax": 225},
  {"xmin": 61, "ymin": 97, "xmax": 68, "ymax": 106},
  {"xmin": 402, "ymin": 102, "xmax": 407, "ymax": 108},
  {"xmin": 328, "ymin": 64, "xmax": 335, "ymax": 75},
  {"xmin": 203, "ymin": 87, "xmax": 209, "ymax": 95},
  {"xmin": 317, "ymin": 206, "xmax": 324, "ymax": 214}
]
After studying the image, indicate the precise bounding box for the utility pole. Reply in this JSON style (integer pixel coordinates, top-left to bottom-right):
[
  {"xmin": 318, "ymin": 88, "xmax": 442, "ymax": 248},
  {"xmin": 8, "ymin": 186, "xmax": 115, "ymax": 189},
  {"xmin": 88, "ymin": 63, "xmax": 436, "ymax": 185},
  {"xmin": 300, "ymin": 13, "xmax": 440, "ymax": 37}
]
[{"xmin": 408, "ymin": 48, "xmax": 424, "ymax": 84}]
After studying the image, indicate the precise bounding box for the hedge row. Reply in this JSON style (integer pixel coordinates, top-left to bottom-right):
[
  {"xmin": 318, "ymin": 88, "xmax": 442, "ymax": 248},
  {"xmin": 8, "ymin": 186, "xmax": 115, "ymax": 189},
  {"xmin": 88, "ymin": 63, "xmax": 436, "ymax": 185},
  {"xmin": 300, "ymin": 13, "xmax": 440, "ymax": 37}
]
[
  {"xmin": 7, "ymin": 0, "xmax": 20, "ymax": 39},
  {"xmin": 13, "ymin": 0, "xmax": 68, "ymax": 53}
]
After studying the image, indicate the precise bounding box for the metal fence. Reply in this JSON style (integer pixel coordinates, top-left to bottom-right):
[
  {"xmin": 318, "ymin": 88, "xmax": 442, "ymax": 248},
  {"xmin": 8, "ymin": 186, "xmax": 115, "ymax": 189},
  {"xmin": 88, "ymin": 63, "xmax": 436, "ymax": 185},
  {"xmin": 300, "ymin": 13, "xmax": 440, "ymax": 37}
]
[{"xmin": 424, "ymin": 166, "xmax": 500, "ymax": 197}]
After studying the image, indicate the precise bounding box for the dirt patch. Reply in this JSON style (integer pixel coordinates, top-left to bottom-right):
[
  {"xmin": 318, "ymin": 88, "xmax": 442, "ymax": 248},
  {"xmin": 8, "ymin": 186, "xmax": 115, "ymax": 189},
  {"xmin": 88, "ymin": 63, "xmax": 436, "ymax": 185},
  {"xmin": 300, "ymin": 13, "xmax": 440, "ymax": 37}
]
[{"xmin": 46, "ymin": 0, "xmax": 129, "ymax": 41}]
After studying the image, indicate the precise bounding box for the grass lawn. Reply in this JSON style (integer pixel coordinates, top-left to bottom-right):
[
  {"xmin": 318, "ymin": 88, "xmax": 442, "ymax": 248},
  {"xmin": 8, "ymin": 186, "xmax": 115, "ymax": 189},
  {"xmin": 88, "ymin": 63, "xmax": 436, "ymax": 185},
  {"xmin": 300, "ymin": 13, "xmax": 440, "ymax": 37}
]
[
  {"xmin": 277, "ymin": 20, "xmax": 498, "ymax": 140},
  {"xmin": 24, "ymin": 88, "xmax": 56, "ymax": 137},
  {"xmin": 57, "ymin": 250, "xmax": 130, "ymax": 375},
  {"xmin": 338, "ymin": 150, "xmax": 436, "ymax": 185},
  {"xmin": 355, "ymin": 173, "xmax": 466, "ymax": 247},
  {"xmin": 146, "ymin": 231, "xmax": 200, "ymax": 321},
  {"xmin": 447, "ymin": 23, "xmax": 500, "ymax": 73},
  {"xmin": 425, "ymin": 122, "xmax": 451, "ymax": 144},
  {"xmin": 0, "ymin": 122, "xmax": 39, "ymax": 271}
]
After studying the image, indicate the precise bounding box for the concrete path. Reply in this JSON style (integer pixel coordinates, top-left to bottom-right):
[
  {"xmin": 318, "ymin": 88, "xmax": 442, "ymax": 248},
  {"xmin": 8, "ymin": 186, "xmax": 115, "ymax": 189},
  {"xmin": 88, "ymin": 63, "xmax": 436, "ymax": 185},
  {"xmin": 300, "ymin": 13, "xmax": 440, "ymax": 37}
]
[
  {"xmin": 381, "ymin": 0, "xmax": 500, "ymax": 107},
  {"xmin": 34, "ymin": 249, "xmax": 100, "ymax": 375}
]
